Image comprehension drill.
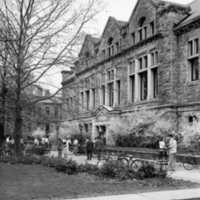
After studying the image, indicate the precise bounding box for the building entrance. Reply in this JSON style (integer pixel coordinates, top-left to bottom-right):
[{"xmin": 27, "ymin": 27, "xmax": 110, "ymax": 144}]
[{"xmin": 96, "ymin": 125, "xmax": 106, "ymax": 145}]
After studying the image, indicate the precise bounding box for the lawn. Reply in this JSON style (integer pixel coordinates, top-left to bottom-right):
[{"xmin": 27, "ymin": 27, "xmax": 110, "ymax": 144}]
[{"xmin": 0, "ymin": 163, "xmax": 200, "ymax": 200}]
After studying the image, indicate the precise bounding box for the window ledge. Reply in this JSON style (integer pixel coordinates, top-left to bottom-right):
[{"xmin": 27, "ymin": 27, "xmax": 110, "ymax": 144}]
[
  {"xmin": 188, "ymin": 55, "xmax": 199, "ymax": 60},
  {"xmin": 187, "ymin": 80, "xmax": 199, "ymax": 86}
]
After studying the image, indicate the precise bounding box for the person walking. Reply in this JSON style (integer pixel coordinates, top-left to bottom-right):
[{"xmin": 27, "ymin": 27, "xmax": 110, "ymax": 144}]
[
  {"xmin": 86, "ymin": 138, "xmax": 93, "ymax": 160},
  {"xmin": 57, "ymin": 138, "xmax": 63, "ymax": 157},
  {"xmin": 62, "ymin": 138, "xmax": 71, "ymax": 157},
  {"xmin": 168, "ymin": 133, "xmax": 177, "ymax": 171},
  {"xmin": 95, "ymin": 137, "xmax": 104, "ymax": 160}
]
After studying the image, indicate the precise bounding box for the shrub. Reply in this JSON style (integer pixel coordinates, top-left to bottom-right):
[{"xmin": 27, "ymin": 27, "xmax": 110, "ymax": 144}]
[
  {"xmin": 99, "ymin": 161, "xmax": 137, "ymax": 180},
  {"xmin": 78, "ymin": 163, "xmax": 99, "ymax": 174},
  {"xmin": 137, "ymin": 163, "xmax": 157, "ymax": 179}
]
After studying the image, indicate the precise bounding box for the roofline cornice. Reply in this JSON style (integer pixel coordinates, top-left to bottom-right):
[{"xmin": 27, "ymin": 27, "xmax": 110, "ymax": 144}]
[
  {"xmin": 174, "ymin": 16, "xmax": 200, "ymax": 36},
  {"xmin": 76, "ymin": 33, "xmax": 162, "ymax": 77}
]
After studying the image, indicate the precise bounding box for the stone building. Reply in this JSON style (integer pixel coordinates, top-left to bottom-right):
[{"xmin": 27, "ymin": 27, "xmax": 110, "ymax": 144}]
[
  {"xmin": 22, "ymin": 86, "xmax": 62, "ymax": 137},
  {"xmin": 0, "ymin": 85, "xmax": 62, "ymax": 143},
  {"xmin": 61, "ymin": 0, "xmax": 200, "ymax": 144}
]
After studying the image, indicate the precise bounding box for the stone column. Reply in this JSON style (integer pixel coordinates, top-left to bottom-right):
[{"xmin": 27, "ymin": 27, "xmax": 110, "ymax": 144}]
[
  {"xmin": 113, "ymin": 68, "xmax": 117, "ymax": 106},
  {"xmin": 135, "ymin": 59, "xmax": 140, "ymax": 102},
  {"xmin": 147, "ymin": 53, "xmax": 152, "ymax": 100}
]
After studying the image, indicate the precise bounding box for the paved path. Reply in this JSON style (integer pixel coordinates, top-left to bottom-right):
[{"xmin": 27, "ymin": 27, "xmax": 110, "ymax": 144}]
[{"xmin": 50, "ymin": 151, "xmax": 200, "ymax": 200}]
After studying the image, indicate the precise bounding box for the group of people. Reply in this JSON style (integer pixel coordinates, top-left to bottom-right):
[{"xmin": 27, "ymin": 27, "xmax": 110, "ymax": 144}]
[
  {"xmin": 57, "ymin": 137, "xmax": 75, "ymax": 158},
  {"xmin": 57, "ymin": 136, "xmax": 104, "ymax": 161},
  {"xmin": 34, "ymin": 135, "xmax": 49, "ymax": 146},
  {"xmin": 159, "ymin": 132, "xmax": 177, "ymax": 171},
  {"xmin": 86, "ymin": 137, "xmax": 103, "ymax": 161}
]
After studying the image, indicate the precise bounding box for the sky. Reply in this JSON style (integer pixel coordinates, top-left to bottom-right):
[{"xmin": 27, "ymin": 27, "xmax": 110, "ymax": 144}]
[{"xmin": 46, "ymin": 0, "xmax": 194, "ymax": 92}]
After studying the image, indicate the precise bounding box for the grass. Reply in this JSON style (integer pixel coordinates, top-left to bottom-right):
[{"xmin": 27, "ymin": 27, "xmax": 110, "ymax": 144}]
[{"xmin": 0, "ymin": 162, "xmax": 200, "ymax": 200}]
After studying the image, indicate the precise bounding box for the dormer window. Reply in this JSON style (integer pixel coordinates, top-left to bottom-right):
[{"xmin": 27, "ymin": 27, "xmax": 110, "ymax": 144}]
[
  {"xmin": 85, "ymin": 51, "xmax": 90, "ymax": 68},
  {"xmin": 108, "ymin": 37, "xmax": 114, "ymax": 57},
  {"xmin": 150, "ymin": 21, "xmax": 155, "ymax": 36},
  {"xmin": 138, "ymin": 17, "xmax": 147, "ymax": 42},
  {"xmin": 131, "ymin": 32, "xmax": 135, "ymax": 45}
]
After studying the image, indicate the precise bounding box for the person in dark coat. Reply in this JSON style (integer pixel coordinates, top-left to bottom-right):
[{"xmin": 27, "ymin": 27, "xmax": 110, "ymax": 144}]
[
  {"xmin": 86, "ymin": 138, "xmax": 94, "ymax": 160},
  {"xmin": 95, "ymin": 137, "xmax": 104, "ymax": 160},
  {"xmin": 57, "ymin": 138, "xmax": 63, "ymax": 157}
]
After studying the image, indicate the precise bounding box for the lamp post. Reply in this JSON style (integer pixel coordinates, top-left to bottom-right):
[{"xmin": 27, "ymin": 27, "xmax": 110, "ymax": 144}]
[{"xmin": 56, "ymin": 125, "xmax": 59, "ymax": 144}]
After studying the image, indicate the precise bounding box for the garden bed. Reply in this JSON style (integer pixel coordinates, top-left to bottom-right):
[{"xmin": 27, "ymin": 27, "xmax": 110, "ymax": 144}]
[{"xmin": 0, "ymin": 161, "xmax": 200, "ymax": 200}]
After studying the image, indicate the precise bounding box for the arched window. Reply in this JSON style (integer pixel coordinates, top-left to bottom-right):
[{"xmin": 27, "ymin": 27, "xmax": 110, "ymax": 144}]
[
  {"xmin": 85, "ymin": 51, "xmax": 90, "ymax": 68},
  {"xmin": 107, "ymin": 37, "xmax": 113, "ymax": 45},
  {"xmin": 107, "ymin": 37, "xmax": 114, "ymax": 57},
  {"xmin": 139, "ymin": 17, "xmax": 146, "ymax": 27},
  {"xmin": 138, "ymin": 17, "xmax": 147, "ymax": 41}
]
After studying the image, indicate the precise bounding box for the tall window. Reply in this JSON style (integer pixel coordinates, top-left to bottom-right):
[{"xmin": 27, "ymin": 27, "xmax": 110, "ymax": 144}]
[
  {"xmin": 138, "ymin": 17, "xmax": 147, "ymax": 42},
  {"xmin": 92, "ymin": 89, "xmax": 95, "ymax": 109},
  {"xmin": 140, "ymin": 72, "xmax": 148, "ymax": 100},
  {"xmin": 46, "ymin": 107, "xmax": 50, "ymax": 115},
  {"xmin": 102, "ymin": 85, "xmax": 105, "ymax": 105},
  {"xmin": 101, "ymin": 73, "xmax": 106, "ymax": 84},
  {"xmin": 191, "ymin": 58, "xmax": 199, "ymax": 81},
  {"xmin": 130, "ymin": 60, "xmax": 135, "ymax": 74},
  {"xmin": 81, "ymin": 92, "xmax": 84, "ymax": 107},
  {"xmin": 151, "ymin": 51, "xmax": 158, "ymax": 66},
  {"xmin": 116, "ymin": 67, "xmax": 122, "ymax": 79},
  {"xmin": 55, "ymin": 107, "xmax": 58, "ymax": 116},
  {"xmin": 108, "ymin": 83, "xmax": 114, "ymax": 106},
  {"xmin": 130, "ymin": 75, "xmax": 135, "ymax": 102},
  {"xmin": 152, "ymin": 68, "xmax": 158, "ymax": 98},
  {"xmin": 150, "ymin": 21, "xmax": 155, "ymax": 35},
  {"xmin": 189, "ymin": 38, "xmax": 198, "ymax": 56},
  {"xmin": 131, "ymin": 32, "xmax": 135, "ymax": 45},
  {"xmin": 108, "ymin": 69, "xmax": 114, "ymax": 81},
  {"xmin": 139, "ymin": 55, "xmax": 148, "ymax": 70},
  {"xmin": 116, "ymin": 80, "xmax": 121, "ymax": 105},
  {"xmin": 86, "ymin": 90, "xmax": 90, "ymax": 109},
  {"xmin": 115, "ymin": 42, "xmax": 119, "ymax": 53},
  {"xmin": 188, "ymin": 38, "xmax": 199, "ymax": 81},
  {"xmin": 108, "ymin": 37, "xmax": 114, "ymax": 57}
]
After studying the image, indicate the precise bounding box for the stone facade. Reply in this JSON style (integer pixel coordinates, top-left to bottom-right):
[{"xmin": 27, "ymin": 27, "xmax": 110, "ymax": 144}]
[{"xmin": 61, "ymin": 0, "xmax": 200, "ymax": 143}]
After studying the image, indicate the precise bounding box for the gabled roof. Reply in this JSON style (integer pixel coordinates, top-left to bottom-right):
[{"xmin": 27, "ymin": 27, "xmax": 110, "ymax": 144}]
[
  {"xmin": 128, "ymin": 0, "xmax": 158, "ymax": 22},
  {"xmin": 79, "ymin": 34, "xmax": 100, "ymax": 57},
  {"xmin": 101, "ymin": 16, "xmax": 127, "ymax": 38},
  {"xmin": 176, "ymin": 0, "xmax": 200, "ymax": 28}
]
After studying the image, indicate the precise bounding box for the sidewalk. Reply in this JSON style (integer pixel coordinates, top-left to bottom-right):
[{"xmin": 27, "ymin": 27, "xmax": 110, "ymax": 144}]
[{"xmin": 68, "ymin": 189, "xmax": 200, "ymax": 200}]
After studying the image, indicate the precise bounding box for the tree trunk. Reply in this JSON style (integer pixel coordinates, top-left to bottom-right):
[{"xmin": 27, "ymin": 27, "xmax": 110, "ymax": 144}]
[{"xmin": 13, "ymin": 104, "xmax": 22, "ymax": 157}]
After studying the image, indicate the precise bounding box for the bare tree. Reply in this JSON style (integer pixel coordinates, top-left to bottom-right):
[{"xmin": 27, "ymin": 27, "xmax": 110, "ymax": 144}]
[{"xmin": 0, "ymin": 0, "xmax": 104, "ymax": 156}]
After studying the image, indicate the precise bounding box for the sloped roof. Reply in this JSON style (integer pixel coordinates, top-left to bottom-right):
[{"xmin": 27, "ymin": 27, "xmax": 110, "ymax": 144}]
[
  {"xmin": 90, "ymin": 36, "xmax": 101, "ymax": 44},
  {"xmin": 111, "ymin": 17, "xmax": 127, "ymax": 28},
  {"xmin": 162, "ymin": 0, "xmax": 188, "ymax": 8},
  {"xmin": 176, "ymin": 0, "xmax": 200, "ymax": 27}
]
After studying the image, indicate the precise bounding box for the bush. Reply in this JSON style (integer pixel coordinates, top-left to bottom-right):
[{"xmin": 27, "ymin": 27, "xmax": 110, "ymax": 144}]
[
  {"xmin": 78, "ymin": 163, "xmax": 99, "ymax": 174},
  {"xmin": 98, "ymin": 161, "xmax": 137, "ymax": 180},
  {"xmin": 137, "ymin": 163, "xmax": 157, "ymax": 179}
]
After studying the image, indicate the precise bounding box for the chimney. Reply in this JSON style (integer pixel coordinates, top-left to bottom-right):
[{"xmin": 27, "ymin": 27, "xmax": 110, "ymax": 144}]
[
  {"xmin": 37, "ymin": 87, "xmax": 43, "ymax": 96},
  {"xmin": 45, "ymin": 89, "xmax": 50, "ymax": 96},
  {"xmin": 61, "ymin": 70, "xmax": 74, "ymax": 81}
]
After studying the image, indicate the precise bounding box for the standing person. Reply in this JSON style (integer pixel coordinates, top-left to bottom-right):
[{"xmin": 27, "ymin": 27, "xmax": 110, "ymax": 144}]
[
  {"xmin": 34, "ymin": 137, "xmax": 39, "ymax": 146},
  {"xmin": 57, "ymin": 138, "xmax": 63, "ymax": 157},
  {"xmin": 159, "ymin": 136, "xmax": 166, "ymax": 160},
  {"xmin": 168, "ymin": 133, "xmax": 177, "ymax": 171},
  {"xmin": 41, "ymin": 136, "xmax": 46, "ymax": 145},
  {"xmin": 95, "ymin": 137, "xmax": 104, "ymax": 160},
  {"xmin": 62, "ymin": 138, "xmax": 71, "ymax": 157},
  {"xmin": 86, "ymin": 138, "xmax": 93, "ymax": 160}
]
